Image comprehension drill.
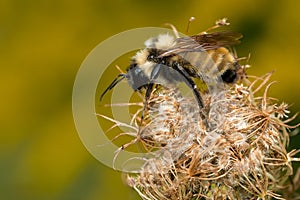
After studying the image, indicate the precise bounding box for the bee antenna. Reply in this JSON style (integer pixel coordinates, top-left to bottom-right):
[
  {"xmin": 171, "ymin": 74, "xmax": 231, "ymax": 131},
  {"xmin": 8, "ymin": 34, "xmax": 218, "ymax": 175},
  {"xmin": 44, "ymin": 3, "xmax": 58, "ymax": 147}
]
[
  {"xmin": 186, "ymin": 16, "xmax": 195, "ymax": 34},
  {"xmin": 100, "ymin": 74, "xmax": 126, "ymax": 101}
]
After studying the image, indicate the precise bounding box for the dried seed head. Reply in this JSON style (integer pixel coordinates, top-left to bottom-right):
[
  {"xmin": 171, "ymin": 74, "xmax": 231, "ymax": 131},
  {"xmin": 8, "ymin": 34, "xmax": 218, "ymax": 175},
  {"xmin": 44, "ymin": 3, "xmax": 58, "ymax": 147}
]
[{"xmin": 120, "ymin": 74, "xmax": 300, "ymax": 200}]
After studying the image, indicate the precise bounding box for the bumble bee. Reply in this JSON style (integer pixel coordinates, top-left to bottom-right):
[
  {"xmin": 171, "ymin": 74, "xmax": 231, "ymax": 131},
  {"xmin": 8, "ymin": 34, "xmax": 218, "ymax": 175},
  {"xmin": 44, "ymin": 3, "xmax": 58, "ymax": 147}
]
[{"xmin": 100, "ymin": 21, "xmax": 244, "ymax": 118}]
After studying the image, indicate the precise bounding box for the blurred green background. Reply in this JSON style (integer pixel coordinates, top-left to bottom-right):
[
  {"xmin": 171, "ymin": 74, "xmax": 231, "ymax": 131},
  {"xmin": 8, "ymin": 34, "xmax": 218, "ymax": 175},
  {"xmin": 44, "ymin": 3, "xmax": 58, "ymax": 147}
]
[{"xmin": 1, "ymin": 0, "xmax": 300, "ymax": 199}]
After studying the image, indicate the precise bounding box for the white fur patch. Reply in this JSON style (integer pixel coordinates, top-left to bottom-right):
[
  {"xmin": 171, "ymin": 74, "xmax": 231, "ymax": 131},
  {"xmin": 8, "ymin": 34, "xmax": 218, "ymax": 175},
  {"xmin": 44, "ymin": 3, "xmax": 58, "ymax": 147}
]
[
  {"xmin": 139, "ymin": 61, "xmax": 155, "ymax": 77},
  {"xmin": 144, "ymin": 34, "xmax": 175, "ymax": 50},
  {"xmin": 133, "ymin": 49, "xmax": 149, "ymax": 65}
]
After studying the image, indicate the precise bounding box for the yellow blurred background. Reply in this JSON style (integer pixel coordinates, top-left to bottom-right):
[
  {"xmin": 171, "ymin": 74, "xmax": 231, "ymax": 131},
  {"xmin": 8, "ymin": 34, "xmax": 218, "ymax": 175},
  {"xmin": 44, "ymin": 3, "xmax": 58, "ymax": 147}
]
[{"xmin": 1, "ymin": 0, "xmax": 300, "ymax": 199}]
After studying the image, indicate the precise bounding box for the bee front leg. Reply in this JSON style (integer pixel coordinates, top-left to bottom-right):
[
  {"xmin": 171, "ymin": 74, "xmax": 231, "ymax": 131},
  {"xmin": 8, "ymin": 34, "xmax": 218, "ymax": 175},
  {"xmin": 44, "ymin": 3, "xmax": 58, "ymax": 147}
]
[{"xmin": 140, "ymin": 64, "xmax": 161, "ymax": 125}]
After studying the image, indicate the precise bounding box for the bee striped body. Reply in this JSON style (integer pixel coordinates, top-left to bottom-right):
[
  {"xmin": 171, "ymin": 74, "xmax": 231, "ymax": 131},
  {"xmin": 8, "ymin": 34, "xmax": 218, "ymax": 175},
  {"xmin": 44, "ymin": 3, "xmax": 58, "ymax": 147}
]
[
  {"xmin": 100, "ymin": 28, "xmax": 244, "ymax": 122},
  {"xmin": 127, "ymin": 34, "xmax": 241, "ymax": 90}
]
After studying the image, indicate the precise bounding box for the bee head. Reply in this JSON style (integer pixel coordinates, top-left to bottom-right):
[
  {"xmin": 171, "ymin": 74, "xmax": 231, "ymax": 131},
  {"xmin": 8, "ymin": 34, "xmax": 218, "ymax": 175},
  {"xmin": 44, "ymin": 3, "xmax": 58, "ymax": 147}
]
[
  {"xmin": 100, "ymin": 64, "xmax": 150, "ymax": 101},
  {"xmin": 126, "ymin": 63, "xmax": 150, "ymax": 91}
]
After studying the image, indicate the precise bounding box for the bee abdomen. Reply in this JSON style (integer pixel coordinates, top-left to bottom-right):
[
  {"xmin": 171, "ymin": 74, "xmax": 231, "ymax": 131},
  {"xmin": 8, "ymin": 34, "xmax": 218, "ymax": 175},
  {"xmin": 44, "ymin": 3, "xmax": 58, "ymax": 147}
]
[{"xmin": 205, "ymin": 48, "xmax": 238, "ymax": 83}]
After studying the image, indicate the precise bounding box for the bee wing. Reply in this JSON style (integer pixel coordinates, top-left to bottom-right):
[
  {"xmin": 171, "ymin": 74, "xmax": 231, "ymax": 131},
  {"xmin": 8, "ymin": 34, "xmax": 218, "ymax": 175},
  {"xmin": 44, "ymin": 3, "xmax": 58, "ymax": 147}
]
[{"xmin": 160, "ymin": 31, "xmax": 242, "ymax": 57}]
